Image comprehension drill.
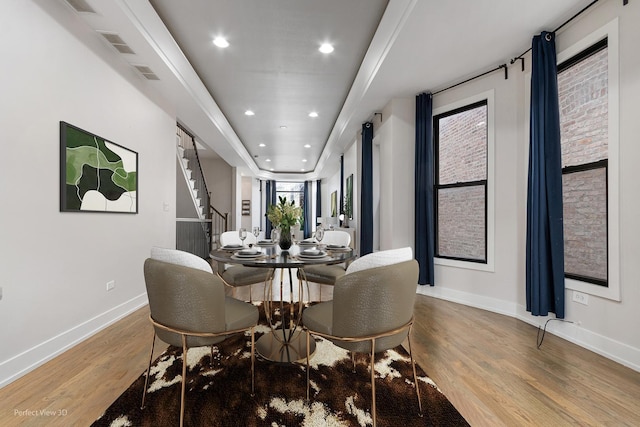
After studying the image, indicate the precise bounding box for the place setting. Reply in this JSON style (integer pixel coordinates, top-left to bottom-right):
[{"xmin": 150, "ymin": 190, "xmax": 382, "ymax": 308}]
[
  {"xmin": 325, "ymin": 244, "xmax": 351, "ymax": 252},
  {"xmin": 231, "ymin": 248, "xmax": 265, "ymax": 261},
  {"xmin": 297, "ymin": 238, "xmax": 318, "ymax": 248},
  {"xmin": 296, "ymin": 248, "xmax": 329, "ymax": 260},
  {"xmin": 220, "ymin": 243, "xmax": 244, "ymax": 252}
]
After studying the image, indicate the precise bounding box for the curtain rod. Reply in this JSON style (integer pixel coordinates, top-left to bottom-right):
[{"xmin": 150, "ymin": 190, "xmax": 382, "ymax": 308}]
[
  {"xmin": 428, "ymin": 0, "xmax": 602, "ymax": 96},
  {"xmin": 510, "ymin": 0, "xmax": 600, "ymax": 65},
  {"xmin": 433, "ymin": 64, "xmax": 507, "ymax": 95}
]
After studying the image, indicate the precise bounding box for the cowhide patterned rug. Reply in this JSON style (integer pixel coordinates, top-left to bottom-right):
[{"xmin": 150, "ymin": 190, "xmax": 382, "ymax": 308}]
[{"xmin": 92, "ymin": 303, "xmax": 468, "ymax": 427}]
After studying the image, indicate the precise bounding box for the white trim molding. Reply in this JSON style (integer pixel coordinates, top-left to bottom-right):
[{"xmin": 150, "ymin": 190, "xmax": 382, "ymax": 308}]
[
  {"xmin": 416, "ymin": 286, "xmax": 640, "ymax": 373},
  {"xmin": 0, "ymin": 293, "xmax": 148, "ymax": 388}
]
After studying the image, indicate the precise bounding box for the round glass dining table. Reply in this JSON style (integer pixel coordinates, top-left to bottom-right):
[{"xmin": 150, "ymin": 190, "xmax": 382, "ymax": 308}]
[{"xmin": 210, "ymin": 243, "xmax": 356, "ymax": 363}]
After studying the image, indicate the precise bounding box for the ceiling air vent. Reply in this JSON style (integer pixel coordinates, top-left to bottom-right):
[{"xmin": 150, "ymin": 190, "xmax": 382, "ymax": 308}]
[
  {"xmin": 65, "ymin": 0, "xmax": 96, "ymax": 13},
  {"xmin": 97, "ymin": 32, "xmax": 135, "ymax": 54},
  {"xmin": 133, "ymin": 65, "xmax": 160, "ymax": 81}
]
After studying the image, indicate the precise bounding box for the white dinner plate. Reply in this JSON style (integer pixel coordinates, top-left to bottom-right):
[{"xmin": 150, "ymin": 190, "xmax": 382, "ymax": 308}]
[
  {"xmin": 222, "ymin": 244, "xmax": 244, "ymax": 251},
  {"xmin": 326, "ymin": 244, "xmax": 348, "ymax": 250},
  {"xmin": 298, "ymin": 250, "xmax": 327, "ymax": 259},
  {"xmin": 231, "ymin": 254, "xmax": 262, "ymax": 260},
  {"xmin": 234, "ymin": 249, "xmax": 262, "ymax": 257}
]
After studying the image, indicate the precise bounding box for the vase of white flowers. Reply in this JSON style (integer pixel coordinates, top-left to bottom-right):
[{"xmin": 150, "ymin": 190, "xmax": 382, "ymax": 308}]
[{"xmin": 267, "ymin": 196, "xmax": 302, "ymax": 250}]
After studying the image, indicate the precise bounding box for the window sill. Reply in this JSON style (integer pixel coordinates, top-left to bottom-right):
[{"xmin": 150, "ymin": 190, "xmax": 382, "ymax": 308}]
[
  {"xmin": 565, "ymin": 277, "xmax": 620, "ymax": 302},
  {"xmin": 435, "ymin": 257, "xmax": 494, "ymax": 273}
]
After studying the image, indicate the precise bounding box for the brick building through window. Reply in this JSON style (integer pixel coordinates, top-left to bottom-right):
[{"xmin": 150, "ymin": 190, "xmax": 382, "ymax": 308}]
[
  {"xmin": 558, "ymin": 38, "xmax": 609, "ymax": 286},
  {"xmin": 434, "ymin": 100, "xmax": 488, "ymax": 263}
]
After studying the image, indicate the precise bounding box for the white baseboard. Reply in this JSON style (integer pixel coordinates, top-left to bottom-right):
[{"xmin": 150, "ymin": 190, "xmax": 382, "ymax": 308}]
[
  {"xmin": 0, "ymin": 293, "xmax": 148, "ymax": 388},
  {"xmin": 416, "ymin": 285, "xmax": 640, "ymax": 373},
  {"xmin": 416, "ymin": 284, "xmax": 518, "ymax": 317}
]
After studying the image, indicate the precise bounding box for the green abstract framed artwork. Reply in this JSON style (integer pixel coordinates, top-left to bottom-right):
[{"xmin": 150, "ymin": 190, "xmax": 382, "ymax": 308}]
[{"xmin": 60, "ymin": 122, "xmax": 138, "ymax": 213}]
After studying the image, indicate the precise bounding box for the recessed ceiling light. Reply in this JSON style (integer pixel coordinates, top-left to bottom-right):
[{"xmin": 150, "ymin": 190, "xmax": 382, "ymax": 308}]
[
  {"xmin": 304, "ymin": 144, "xmax": 311, "ymax": 148},
  {"xmin": 245, "ymin": 110, "xmax": 255, "ymax": 116},
  {"xmin": 213, "ymin": 37, "xmax": 229, "ymax": 48},
  {"xmin": 319, "ymin": 43, "xmax": 334, "ymax": 54},
  {"xmin": 308, "ymin": 111, "xmax": 318, "ymax": 118},
  {"xmin": 259, "ymin": 143, "xmax": 266, "ymax": 147},
  {"xmin": 302, "ymin": 159, "xmax": 307, "ymax": 162},
  {"xmin": 270, "ymin": 168, "xmax": 274, "ymax": 171},
  {"xmin": 266, "ymin": 159, "xmax": 271, "ymax": 162},
  {"xmin": 279, "ymin": 125, "xmax": 287, "ymax": 130}
]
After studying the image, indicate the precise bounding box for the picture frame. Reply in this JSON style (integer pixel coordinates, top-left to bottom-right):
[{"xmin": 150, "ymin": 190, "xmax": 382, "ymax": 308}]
[
  {"xmin": 60, "ymin": 122, "xmax": 138, "ymax": 213},
  {"xmin": 242, "ymin": 199, "xmax": 251, "ymax": 216},
  {"xmin": 331, "ymin": 191, "xmax": 338, "ymax": 217}
]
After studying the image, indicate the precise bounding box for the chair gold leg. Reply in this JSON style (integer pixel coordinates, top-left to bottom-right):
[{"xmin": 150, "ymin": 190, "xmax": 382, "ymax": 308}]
[
  {"xmin": 141, "ymin": 332, "xmax": 157, "ymax": 409},
  {"xmin": 371, "ymin": 338, "xmax": 377, "ymax": 427},
  {"xmin": 180, "ymin": 335, "xmax": 187, "ymax": 427},
  {"xmin": 251, "ymin": 327, "xmax": 255, "ymax": 396},
  {"xmin": 306, "ymin": 330, "xmax": 311, "ymax": 401},
  {"xmin": 407, "ymin": 329, "xmax": 423, "ymax": 416}
]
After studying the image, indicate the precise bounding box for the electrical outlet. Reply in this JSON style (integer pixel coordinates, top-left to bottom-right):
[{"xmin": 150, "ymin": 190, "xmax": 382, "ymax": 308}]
[
  {"xmin": 106, "ymin": 280, "xmax": 115, "ymax": 291},
  {"xmin": 572, "ymin": 290, "xmax": 589, "ymax": 306}
]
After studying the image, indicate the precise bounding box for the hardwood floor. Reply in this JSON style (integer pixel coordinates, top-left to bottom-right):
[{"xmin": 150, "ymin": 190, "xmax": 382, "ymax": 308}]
[{"xmin": 1, "ymin": 284, "xmax": 639, "ymax": 426}]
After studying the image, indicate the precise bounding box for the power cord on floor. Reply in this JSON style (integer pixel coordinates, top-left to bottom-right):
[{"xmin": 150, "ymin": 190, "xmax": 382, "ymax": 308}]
[{"xmin": 536, "ymin": 318, "xmax": 574, "ymax": 349}]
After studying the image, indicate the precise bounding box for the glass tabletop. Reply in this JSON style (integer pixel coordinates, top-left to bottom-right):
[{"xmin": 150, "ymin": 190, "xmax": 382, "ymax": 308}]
[{"xmin": 210, "ymin": 244, "xmax": 355, "ymax": 268}]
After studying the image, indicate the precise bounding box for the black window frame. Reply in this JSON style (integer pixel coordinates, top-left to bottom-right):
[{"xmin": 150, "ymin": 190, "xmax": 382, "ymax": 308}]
[
  {"xmin": 433, "ymin": 99, "xmax": 488, "ymax": 264},
  {"xmin": 558, "ymin": 37, "xmax": 609, "ymax": 287}
]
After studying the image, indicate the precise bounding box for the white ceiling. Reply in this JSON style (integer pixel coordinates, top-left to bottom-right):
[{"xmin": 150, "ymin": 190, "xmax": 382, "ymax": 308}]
[{"xmin": 62, "ymin": 0, "xmax": 590, "ymax": 180}]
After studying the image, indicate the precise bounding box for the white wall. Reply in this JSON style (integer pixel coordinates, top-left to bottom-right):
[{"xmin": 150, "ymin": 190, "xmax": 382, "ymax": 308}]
[
  {"xmin": 417, "ymin": 0, "xmax": 639, "ymax": 371},
  {"xmin": 343, "ymin": 140, "xmax": 358, "ymax": 250},
  {"xmin": 240, "ymin": 176, "xmax": 254, "ymax": 230},
  {"xmin": 323, "ymin": 144, "xmax": 361, "ymax": 246},
  {"xmin": 0, "ymin": 1, "xmax": 176, "ymax": 386},
  {"xmin": 322, "ymin": 167, "xmax": 341, "ymax": 220},
  {"xmin": 375, "ymin": 99, "xmax": 416, "ymax": 251},
  {"xmin": 202, "ymin": 157, "xmax": 233, "ymax": 218}
]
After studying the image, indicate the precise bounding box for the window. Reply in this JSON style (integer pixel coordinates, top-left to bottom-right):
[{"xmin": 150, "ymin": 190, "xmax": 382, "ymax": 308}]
[
  {"xmin": 558, "ymin": 38, "xmax": 608, "ymax": 286},
  {"xmin": 552, "ymin": 18, "xmax": 619, "ymax": 301},
  {"xmin": 275, "ymin": 182, "xmax": 304, "ymax": 208},
  {"xmin": 434, "ymin": 100, "xmax": 488, "ymax": 263}
]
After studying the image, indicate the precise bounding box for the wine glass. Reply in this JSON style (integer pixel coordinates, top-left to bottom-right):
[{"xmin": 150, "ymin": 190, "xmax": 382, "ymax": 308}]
[
  {"xmin": 314, "ymin": 226, "xmax": 325, "ymax": 247},
  {"xmin": 252, "ymin": 226, "xmax": 260, "ymax": 241},
  {"xmin": 271, "ymin": 228, "xmax": 280, "ymax": 243},
  {"xmin": 239, "ymin": 228, "xmax": 247, "ymax": 247}
]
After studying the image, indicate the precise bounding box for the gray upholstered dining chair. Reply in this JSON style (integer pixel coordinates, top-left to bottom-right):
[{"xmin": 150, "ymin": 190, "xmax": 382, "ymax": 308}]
[
  {"xmin": 217, "ymin": 230, "xmax": 271, "ymax": 301},
  {"xmin": 141, "ymin": 257, "xmax": 259, "ymax": 427},
  {"xmin": 296, "ymin": 230, "xmax": 351, "ymax": 301},
  {"xmin": 151, "ymin": 246, "xmax": 213, "ymax": 272},
  {"xmin": 302, "ymin": 253, "xmax": 422, "ymax": 427}
]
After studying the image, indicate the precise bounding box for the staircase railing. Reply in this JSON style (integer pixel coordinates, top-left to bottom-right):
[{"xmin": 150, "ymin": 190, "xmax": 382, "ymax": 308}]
[
  {"xmin": 177, "ymin": 126, "xmax": 210, "ymax": 219},
  {"xmin": 176, "ymin": 218, "xmax": 211, "ymax": 259},
  {"xmin": 211, "ymin": 206, "xmax": 228, "ymax": 248},
  {"xmin": 175, "ymin": 125, "xmax": 229, "ymax": 257}
]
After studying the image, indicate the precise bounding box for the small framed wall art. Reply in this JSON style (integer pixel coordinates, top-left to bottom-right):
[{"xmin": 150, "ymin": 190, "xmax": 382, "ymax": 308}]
[{"xmin": 242, "ymin": 199, "xmax": 251, "ymax": 216}]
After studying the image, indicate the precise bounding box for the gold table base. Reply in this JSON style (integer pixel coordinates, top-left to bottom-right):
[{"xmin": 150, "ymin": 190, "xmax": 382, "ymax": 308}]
[{"xmin": 256, "ymin": 329, "xmax": 316, "ymax": 363}]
